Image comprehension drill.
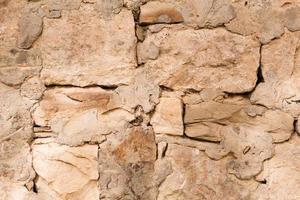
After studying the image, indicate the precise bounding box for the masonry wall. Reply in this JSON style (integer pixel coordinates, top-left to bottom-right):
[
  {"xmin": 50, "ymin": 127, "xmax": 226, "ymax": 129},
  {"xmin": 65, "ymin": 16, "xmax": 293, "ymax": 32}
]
[{"xmin": 1, "ymin": 0, "xmax": 300, "ymax": 200}]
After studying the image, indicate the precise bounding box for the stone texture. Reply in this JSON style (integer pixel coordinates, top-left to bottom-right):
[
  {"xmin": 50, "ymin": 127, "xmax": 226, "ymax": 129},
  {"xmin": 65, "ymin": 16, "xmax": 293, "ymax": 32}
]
[
  {"xmin": 225, "ymin": 0, "xmax": 300, "ymax": 44},
  {"xmin": 39, "ymin": 4, "xmax": 137, "ymax": 87},
  {"xmin": 151, "ymin": 97, "xmax": 184, "ymax": 135},
  {"xmin": 33, "ymin": 87, "xmax": 135, "ymax": 146},
  {"xmin": 185, "ymin": 93, "xmax": 294, "ymax": 143},
  {"xmin": 253, "ymin": 134, "xmax": 300, "ymax": 200},
  {"xmin": 32, "ymin": 138, "xmax": 99, "ymax": 200},
  {"xmin": 140, "ymin": 0, "xmax": 235, "ymax": 27},
  {"xmin": 251, "ymin": 31, "xmax": 300, "ymax": 117},
  {"xmin": 1, "ymin": 0, "xmax": 300, "ymax": 199},
  {"xmin": 139, "ymin": 26, "xmax": 260, "ymax": 93}
]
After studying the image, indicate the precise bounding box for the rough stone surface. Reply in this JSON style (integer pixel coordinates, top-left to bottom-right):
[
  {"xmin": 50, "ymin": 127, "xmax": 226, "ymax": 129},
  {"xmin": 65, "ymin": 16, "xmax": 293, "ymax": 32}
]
[
  {"xmin": 139, "ymin": 26, "xmax": 260, "ymax": 93},
  {"xmin": 151, "ymin": 97, "xmax": 183, "ymax": 136},
  {"xmin": 1, "ymin": 0, "xmax": 300, "ymax": 199},
  {"xmin": 39, "ymin": 4, "xmax": 137, "ymax": 87}
]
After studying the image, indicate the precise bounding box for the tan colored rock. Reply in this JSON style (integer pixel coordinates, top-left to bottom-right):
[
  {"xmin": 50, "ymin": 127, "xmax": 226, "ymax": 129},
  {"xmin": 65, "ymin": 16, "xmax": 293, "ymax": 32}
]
[
  {"xmin": 225, "ymin": 0, "xmax": 300, "ymax": 43},
  {"xmin": 0, "ymin": 83, "xmax": 34, "ymax": 142},
  {"xmin": 252, "ymin": 134, "xmax": 300, "ymax": 200},
  {"xmin": 139, "ymin": 0, "xmax": 235, "ymax": 27},
  {"xmin": 151, "ymin": 97, "xmax": 184, "ymax": 136},
  {"xmin": 99, "ymin": 126, "xmax": 158, "ymax": 200},
  {"xmin": 39, "ymin": 4, "xmax": 137, "ymax": 87},
  {"xmin": 139, "ymin": 1, "xmax": 184, "ymax": 24},
  {"xmin": 96, "ymin": 0, "xmax": 123, "ymax": 19},
  {"xmin": 157, "ymin": 143, "xmax": 258, "ymax": 200},
  {"xmin": 0, "ymin": 140, "xmax": 35, "ymax": 186},
  {"xmin": 0, "ymin": 184, "xmax": 38, "ymax": 200},
  {"xmin": 223, "ymin": 126, "xmax": 273, "ymax": 179},
  {"xmin": 45, "ymin": 0, "xmax": 82, "ymax": 10},
  {"xmin": 20, "ymin": 76, "xmax": 46, "ymax": 100},
  {"xmin": 116, "ymin": 68, "xmax": 160, "ymax": 113},
  {"xmin": 251, "ymin": 31, "xmax": 300, "ymax": 117},
  {"xmin": 33, "ymin": 87, "xmax": 135, "ymax": 146},
  {"xmin": 32, "ymin": 139, "xmax": 99, "ymax": 200},
  {"xmin": 17, "ymin": 8, "xmax": 43, "ymax": 49},
  {"xmin": 0, "ymin": 1, "xmax": 42, "ymax": 85},
  {"xmin": 185, "ymin": 94, "xmax": 294, "ymax": 143},
  {"xmin": 140, "ymin": 26, "xmax": 260, "ymax": 93}
]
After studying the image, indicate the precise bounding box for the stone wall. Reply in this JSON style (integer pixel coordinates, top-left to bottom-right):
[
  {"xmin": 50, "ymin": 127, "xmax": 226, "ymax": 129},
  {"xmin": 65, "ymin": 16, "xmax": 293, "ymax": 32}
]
[{"xmin": 1, "ymin": 0, "xmax": 300, "ymax": 200}]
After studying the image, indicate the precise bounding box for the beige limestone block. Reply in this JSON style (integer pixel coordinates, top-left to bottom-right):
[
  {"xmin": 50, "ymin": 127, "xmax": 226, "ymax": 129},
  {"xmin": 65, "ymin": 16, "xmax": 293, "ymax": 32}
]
[
  {"xmin": 225, "ymin": 0, "xmax": 300, "ymax": 43},
  {"xmin": 139, "ymin": 1, "xmax": 184, "ymax": 24},
  {"xmin": 157, "ymin": 143, "xmax": 258, "ymax": 200},
  {"xmin": 151, "ymin": 97, "xmax": 183, "ymax": 136},
  {"xmin": 39, "ymin": 4, "xmax": 137, "ymax": 87},
  {"xmin": 251, "ymin": 31, "xmax": 300, "ymax": 117},
  {"xmin": 184, "ymin": 94, "xmax": 294, "ymax": 143},
  {"xmin": 139, "ymin": 26, "xmax": 260, "ymax": 93},
  {"xmin": 139, "ymin": 0, "xmax": 235, "ymax": 27},
  {"xmin": 252, "ymin": 134, "xmax": 300, "ymax": 200},
  {"xmin": 32, "ymin": 139, "xmax": 99, "ymax": 200},
  {"xmin": 33, "ymin": 87, "xmax": 134, "ymax": 146},
  {"xmin": 99, "ymin": 126, "xmax": 158, "ymax": 200}
]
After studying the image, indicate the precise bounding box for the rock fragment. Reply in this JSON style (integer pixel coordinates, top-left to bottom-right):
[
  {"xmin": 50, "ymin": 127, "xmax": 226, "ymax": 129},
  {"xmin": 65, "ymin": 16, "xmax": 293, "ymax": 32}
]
[{"xmin": 151, "ymin": 97, "xmax": 184, "ymax": 136}]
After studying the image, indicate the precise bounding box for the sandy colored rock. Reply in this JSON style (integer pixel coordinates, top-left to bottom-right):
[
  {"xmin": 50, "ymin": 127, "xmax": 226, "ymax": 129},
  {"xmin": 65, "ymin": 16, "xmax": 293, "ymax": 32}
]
[
  {"xmin": 251, "ymin": 31, "xmax": 300, "ymax": 117},
  {"xmin": 225, "ymin": 0, "xmax": 300, "ymax": 43},
  {"xmin": 116, "ymin": 68, "xmax": 160, "ymax": 113},
  {"xmin": 185, "ymin": 94, "xmax": 294, "ymax": 143},
  {"xmin": 157, "ymin": 143, "xmax": 258, "ymax": 200},
  {"xmin": 33, "ymin": 87, "xmax": 135, "ymax": 146},
  {"xmin": 151, "ymin": 97, "xmax": 183, "ymax": 136},
  {"xmin": 140, "ymin": 0, "xmax": 235, "ymax": 27},
  {"xmin": 139, "ymin": 1, "xmax": 184, "ymax": 24},
  {"xmin": 140, "ymin": 26, "xmax": 260, "ymax": 93},
  {"xmin": 39, "ymin": 4, "xmax": 136, "ymax": 87},
  {"xmin": 32, "ymin": 139, "xmax": 99, "ymax": 200},
  {"xmin": 17, "ymin": 8, "xmax": 43, "ymax": 49},
  {"xmin": 99, "ymin": 126, "xmax": 159, "ymax": 200},
  {"xmin": 96, "ymin": 0, "xmax": 123, "ymax": 19},
  {"xmin": 20, "ymin": 76, "xmax": 46, "ymax": 100},
  {"xmin": 252, "ymin": 134, "xmax": 300, "ymax": 200}
]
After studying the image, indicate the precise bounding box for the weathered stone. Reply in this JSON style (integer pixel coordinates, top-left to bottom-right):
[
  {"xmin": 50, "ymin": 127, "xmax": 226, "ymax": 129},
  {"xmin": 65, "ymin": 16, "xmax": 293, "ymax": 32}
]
[
  {"xmin": 33, "ymin": 87, "xmax": 135, "ymax": 146},
  {"xmin": 45, "ymin": 0, "xmax": 82, "ymax": 10},
  {"xmin": 39, "ymin": 4, "xmax": 136, "ymax": 87},
  {"xmin": 20, "ymin": 76, "xmax": 46, "ymax": 100},
  {"xmin": 99, "ymin": 126, "xmax": 158, "ymax": 200},
  {"xmin": 96, "ymin": 0, "xmax": 123, "ymax": 19},
  {"xmin": 0, "ymin": 140, "xmax": 35, "ymax": 186},
  {"xmin": 0, "ymin": 83, "xmax": 34, "ymax": 142},
  {"xmin": 251, "ymin": 31, "xmax": 300, "ymax": 117},
  {"xmin": 140, "ymin": 26, "xmax": 260, "ymax": 93},
  {"xmin": 223, "ymin": 126, "xmax": 273, "ymax": 179},
  {"xmin": 139, "ymin": 0, "xmax": 235, "ymax": 27},
  {"xmin": 252, "ymin": 134, "xmax": 300, "ymax": 200},
  {"xmin": 157, "ymin": 143, "xmax": 258, "ymax": 200},
  {"xmin": 139, "ymin": 1, "xmax": 184, "ymax": 24},
  {"xmin": 32, "ymin": 139, "xmax": 99, "ymax": 200},
  {"xmin": 185, "ymin": 94, "xmax": 294, "ymax": 143},
  {"xmin": 225, "ymin": 0, "xmax": 300, "ymax": 44},
  {"xmin": 17, "ymin": 9, "xmax": 43, "ymax": 49},
  {"xmin": 116, "ymin": 68, "xmax": 160, "ymax": 113},
  {"xmin": 0, "ymin": 66, "xmax": 41, "ymax": 86},
  {"xmin": 151, "ymin": 97, "xmax": 184, "ymax": 136}
]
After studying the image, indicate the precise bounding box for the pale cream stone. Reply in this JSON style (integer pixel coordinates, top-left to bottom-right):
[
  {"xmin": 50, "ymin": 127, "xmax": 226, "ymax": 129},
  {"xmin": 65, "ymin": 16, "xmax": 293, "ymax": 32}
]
[
  {"xmin": 151, "ymin": 97, "xmax": 183, "ymax": 136},
  {"xmin": 252, "ymin": 134, "xmax": 300, "ymax": 200},
  {"xmin": 140, "ymin": 26, "xmax": 260, "ymax": 93},
  {"xmin": 139, "ymin": 1, "xmax": 184, "ymax": 24},
  {"xmin": 39, "ymin": 4, "xmax": 137, "ymax": 87},
  {"xmin": 32, "ymin": 140, "xmax": 99, "ymax": 200},
  {"xmin": 185, "ymin": 94, "xmax": 294, "ymax": 143},
  {"xmin": 157, "ymin": 143, "xmax": 258, "ymax": 200},
  {"xmin": 251, "ymin": 31, "xmax": 300, "ymax": 117}
]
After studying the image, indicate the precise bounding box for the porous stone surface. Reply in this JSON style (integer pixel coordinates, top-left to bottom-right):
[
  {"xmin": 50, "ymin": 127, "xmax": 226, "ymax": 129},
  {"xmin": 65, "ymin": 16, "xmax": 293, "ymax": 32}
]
[{"xmin": 1, "ymin": 0, "xmax": 300, "ymax": 199}]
